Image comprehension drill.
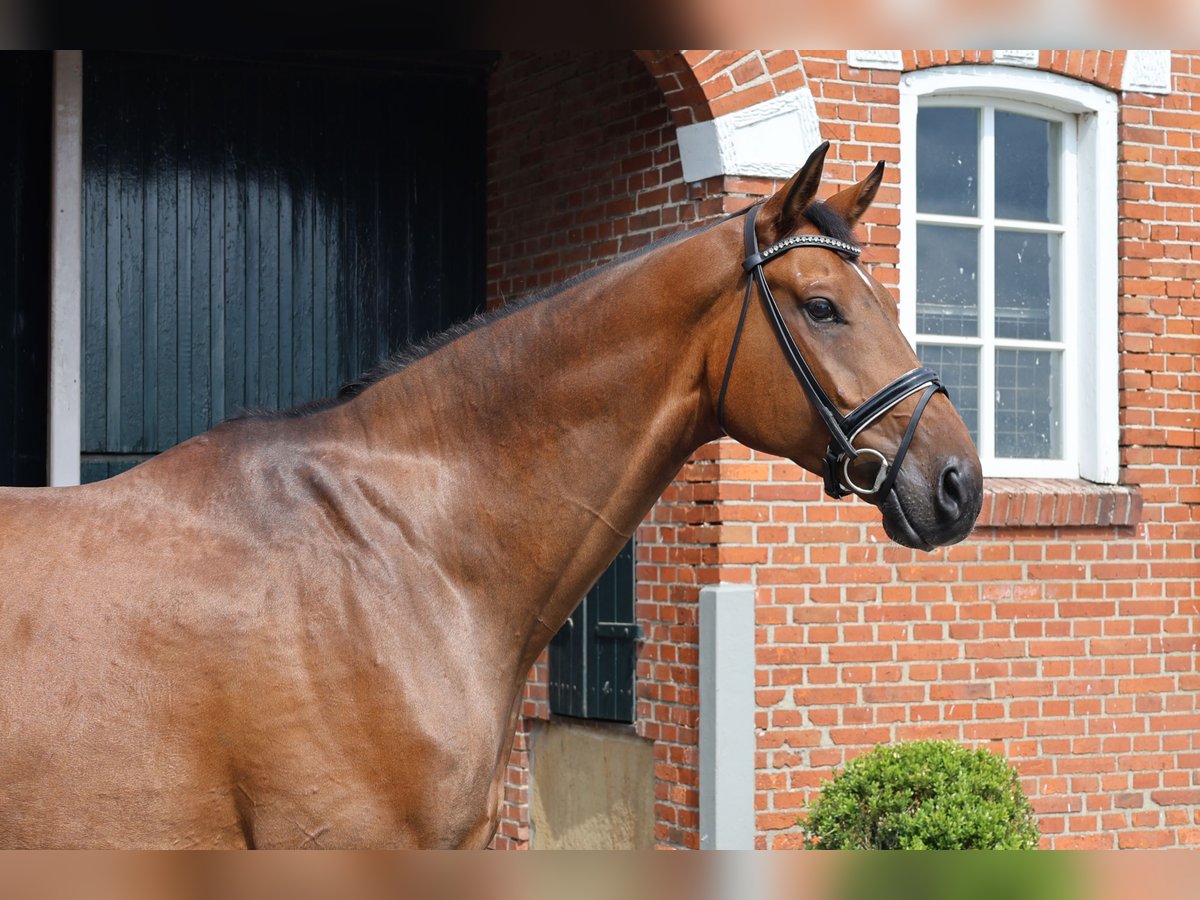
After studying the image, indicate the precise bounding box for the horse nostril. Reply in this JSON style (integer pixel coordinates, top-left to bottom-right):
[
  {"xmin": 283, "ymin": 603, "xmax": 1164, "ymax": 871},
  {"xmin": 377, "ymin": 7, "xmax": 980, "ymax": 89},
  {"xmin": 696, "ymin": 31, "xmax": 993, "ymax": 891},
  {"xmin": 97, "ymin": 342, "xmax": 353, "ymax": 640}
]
[{"xmin": 937, "ymin": 461, "xmax": 966, "ymax": 521}]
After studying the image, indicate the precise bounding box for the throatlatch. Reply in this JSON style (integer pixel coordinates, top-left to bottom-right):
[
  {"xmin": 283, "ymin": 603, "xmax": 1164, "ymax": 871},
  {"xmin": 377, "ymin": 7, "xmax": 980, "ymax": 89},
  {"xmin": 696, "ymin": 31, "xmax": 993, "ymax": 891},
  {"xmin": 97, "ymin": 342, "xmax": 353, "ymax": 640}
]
[{"xmin": 717, "ymin": 202, "xmax": 948, "ymax": 502}]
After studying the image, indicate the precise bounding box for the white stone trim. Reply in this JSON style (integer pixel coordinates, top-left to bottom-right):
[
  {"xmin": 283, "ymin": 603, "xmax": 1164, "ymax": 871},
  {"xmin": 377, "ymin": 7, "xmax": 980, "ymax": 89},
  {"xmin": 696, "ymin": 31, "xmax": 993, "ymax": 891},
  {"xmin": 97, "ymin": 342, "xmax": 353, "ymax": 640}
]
[
  {"xmin": 1121, "ymin": 50, "xmax": 1172, "ymax": 95},
  {"xmin": 899, "ymin": 66, "xmax": 1120, "ymax": 484},
  {"xmin": 676, "ymin": 89, "xmax": 823, "ymax": 183},
  {"xmin": 847, "ymin": 50, "xmax": 903, "ymax": 71},
  {"xmin": 49, "ymin": 50, "xmax": 83, "ymax": 487},
  {"xmin": 699, "ymin": 584, "xmax": 755, "ymax": 850},
  {"xmin": 992, "ymin": 50, "xmax": 1040, "ymax": 68}
]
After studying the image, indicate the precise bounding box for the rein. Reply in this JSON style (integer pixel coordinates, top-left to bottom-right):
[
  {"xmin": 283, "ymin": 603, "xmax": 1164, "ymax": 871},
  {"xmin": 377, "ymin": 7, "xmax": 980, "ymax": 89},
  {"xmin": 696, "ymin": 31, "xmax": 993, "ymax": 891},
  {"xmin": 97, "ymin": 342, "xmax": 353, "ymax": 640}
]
[{"xmin": 717, "ymin": 202, "xmax": 947, "ymax": 501}]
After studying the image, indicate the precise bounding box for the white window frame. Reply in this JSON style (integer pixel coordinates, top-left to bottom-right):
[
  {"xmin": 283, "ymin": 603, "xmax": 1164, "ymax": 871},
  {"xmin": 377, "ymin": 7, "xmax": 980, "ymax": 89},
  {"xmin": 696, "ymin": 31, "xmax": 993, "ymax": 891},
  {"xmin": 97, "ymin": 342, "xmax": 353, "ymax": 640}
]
[{"xmin": 899, "ymin": 66, "xmax": 1119, "ymax": 483}]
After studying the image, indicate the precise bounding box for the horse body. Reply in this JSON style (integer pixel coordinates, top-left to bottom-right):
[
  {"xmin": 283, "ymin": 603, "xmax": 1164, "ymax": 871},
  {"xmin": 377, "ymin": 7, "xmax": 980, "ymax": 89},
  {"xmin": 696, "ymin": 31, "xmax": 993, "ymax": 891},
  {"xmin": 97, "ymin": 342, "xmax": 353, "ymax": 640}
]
[
  {"xmin": 0, "ymin": 417, "xmax": 545, "ymax": 847},
  {"xmin": 0, "ymin": 146, "xmax": 983, "ymax": 847},
  {"xmin": 0, "ymin": 229, "xmax": 716, "ymax": 847}
]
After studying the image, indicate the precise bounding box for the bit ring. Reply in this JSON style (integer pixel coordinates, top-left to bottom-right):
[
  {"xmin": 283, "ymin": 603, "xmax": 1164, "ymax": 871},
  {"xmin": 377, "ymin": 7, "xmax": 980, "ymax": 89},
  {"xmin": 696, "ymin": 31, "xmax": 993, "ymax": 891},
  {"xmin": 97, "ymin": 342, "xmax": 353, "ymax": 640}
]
[{"xmin": 841, "ymin": 447, "xmax": 889, "ymax": 497}]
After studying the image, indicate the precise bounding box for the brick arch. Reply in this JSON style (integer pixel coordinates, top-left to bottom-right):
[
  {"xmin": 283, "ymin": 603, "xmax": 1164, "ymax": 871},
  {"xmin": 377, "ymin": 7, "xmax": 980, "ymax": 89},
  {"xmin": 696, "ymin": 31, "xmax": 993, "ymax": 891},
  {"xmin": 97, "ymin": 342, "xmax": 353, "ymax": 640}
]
[
  {"xmin": 635, "ymin": 50, "xmax": 1129, "ymax": 129},
  {"xmin": 635, "ymin": 50, "xmax": 809, "ymax": 126},
  {"xmin": 900, "ymin": 50, "xmax": 1127, "ymax": 91}
]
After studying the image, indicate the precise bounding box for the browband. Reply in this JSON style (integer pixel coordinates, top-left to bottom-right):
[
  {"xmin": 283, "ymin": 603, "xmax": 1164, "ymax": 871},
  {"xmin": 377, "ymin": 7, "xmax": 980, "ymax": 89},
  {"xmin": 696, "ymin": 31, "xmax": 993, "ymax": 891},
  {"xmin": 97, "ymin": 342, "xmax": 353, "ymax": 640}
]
[{"xmin": 743, "ymin": 233, "xmax": 861, "ymax": 271}]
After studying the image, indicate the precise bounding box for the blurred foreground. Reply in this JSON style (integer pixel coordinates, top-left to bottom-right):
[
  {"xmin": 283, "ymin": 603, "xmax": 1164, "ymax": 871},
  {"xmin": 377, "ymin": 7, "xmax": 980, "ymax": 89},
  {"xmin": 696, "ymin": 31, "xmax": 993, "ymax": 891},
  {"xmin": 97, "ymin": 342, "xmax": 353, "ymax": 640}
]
[
  {"xmin": 3, "ymin": 0, "xmax": 1199, "ymax": 46},
  {"xmin": 0, "ymin": 850, "xmax": 1196, "ymax": 900}
]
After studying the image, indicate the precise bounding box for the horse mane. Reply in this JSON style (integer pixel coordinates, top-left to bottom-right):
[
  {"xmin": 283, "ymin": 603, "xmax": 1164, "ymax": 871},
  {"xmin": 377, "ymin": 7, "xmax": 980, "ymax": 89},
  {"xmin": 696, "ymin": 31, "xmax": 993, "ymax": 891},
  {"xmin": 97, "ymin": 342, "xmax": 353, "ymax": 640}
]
[{"xmin": 234, "ymin": 199, "xmax": 856, "ymax": 422}]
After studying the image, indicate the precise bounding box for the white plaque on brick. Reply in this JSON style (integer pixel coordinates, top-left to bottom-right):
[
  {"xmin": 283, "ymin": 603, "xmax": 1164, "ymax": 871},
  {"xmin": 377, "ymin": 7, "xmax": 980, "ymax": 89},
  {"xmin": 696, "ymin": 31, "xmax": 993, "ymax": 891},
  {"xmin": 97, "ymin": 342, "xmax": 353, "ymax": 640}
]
[
  {"xmin": 847, "ymin": 50, "xmax": 904, "ymax": 71},
  {"xmin": 1121, "ymin": 50, "xmax": 1172, "ymax": 94},
  {"xmin": 992, "ymin": 50, "xmax": 1039, "ymax": 67}
]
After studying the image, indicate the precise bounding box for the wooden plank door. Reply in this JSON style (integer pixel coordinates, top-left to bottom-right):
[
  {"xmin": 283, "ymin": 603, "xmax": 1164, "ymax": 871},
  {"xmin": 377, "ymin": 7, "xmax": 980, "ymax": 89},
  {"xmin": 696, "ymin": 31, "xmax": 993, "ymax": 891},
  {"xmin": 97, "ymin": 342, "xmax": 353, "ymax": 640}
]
[{"xmin": 80, "ymin": 52, "xmax": 487, "ymax": 481}]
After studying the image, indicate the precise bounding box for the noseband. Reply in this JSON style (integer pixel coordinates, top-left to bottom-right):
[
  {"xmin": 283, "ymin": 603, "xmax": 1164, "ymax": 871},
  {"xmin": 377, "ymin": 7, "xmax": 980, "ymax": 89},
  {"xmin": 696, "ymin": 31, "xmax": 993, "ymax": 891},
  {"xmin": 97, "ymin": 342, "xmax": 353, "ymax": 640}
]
[{"xmin": 717, "ymin": 202, "xmax": 947, "ymax": 501}]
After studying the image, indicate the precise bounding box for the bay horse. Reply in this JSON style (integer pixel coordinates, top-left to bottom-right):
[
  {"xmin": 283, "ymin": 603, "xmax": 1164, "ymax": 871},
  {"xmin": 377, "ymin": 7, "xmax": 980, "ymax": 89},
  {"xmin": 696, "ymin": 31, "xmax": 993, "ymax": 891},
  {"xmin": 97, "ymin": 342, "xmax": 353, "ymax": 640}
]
[{"xmin": 0, "ymin": 143, "xmax": 981, "ymax": 848}]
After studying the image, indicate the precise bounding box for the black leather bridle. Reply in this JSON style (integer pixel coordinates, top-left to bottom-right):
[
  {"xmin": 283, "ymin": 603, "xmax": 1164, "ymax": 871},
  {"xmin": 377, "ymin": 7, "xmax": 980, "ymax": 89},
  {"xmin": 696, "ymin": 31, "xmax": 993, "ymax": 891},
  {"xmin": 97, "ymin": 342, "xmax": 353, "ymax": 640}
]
[{"xmin": 717, "ymin": 202, "xmax": 948, "ymax": 502}]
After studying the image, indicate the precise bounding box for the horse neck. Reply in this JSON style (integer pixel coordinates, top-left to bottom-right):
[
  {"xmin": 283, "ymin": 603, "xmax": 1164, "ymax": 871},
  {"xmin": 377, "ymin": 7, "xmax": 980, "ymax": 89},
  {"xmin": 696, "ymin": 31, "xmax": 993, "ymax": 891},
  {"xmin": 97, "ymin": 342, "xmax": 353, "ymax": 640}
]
[{"xmin": 344, "ymin": 227, "xmax": 732, "ymax": 664}]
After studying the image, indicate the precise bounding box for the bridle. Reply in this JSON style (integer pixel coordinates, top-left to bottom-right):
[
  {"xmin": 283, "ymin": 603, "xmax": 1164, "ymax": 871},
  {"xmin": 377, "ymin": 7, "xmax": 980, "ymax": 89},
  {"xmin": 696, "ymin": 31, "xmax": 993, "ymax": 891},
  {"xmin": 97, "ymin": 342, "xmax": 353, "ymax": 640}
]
[{"xmin": 717, "ymin": 202, "xmax": 948, "ymax": 502}]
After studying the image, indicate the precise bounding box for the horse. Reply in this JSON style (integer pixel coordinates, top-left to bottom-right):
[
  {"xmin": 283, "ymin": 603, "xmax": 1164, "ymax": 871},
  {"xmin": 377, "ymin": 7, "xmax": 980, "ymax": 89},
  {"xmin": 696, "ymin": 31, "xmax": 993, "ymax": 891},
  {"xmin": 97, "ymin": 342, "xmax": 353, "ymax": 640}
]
[{"xmin": 0, "ymin": 142, "xmax": 982, "ymax": 848}]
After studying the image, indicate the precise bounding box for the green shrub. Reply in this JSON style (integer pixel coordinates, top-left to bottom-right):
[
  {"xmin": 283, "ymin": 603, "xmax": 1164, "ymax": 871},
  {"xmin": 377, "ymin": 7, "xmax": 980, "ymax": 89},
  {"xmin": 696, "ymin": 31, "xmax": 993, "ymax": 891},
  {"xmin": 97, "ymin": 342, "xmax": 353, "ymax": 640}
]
[{"xmin": 801, "ymin": 740, "xmax": 1040, "ymax": 849}]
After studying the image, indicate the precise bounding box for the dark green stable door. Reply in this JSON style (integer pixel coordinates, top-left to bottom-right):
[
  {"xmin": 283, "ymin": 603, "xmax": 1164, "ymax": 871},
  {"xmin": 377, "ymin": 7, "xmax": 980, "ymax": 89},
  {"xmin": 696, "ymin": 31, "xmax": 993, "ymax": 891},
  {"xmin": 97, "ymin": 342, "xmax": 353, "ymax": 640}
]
[
  {"xmin": 0, "ymin": 52, "xmax": 50, "ymax": 487},
  {"xmin": 549, "ymin": 538, "xmax": 638, "ymax": 723},
  {"xmin": 81, "ymin": 52, "xmax": 487, "ymax": 481}
]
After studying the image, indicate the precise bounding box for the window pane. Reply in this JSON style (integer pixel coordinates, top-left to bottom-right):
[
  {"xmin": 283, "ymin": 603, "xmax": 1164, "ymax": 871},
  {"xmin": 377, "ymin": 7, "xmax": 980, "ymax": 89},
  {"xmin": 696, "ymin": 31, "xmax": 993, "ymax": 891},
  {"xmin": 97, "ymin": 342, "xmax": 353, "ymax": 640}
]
[
  {"xmin": 994, "ymin": 230, "xmax": 1060, "ymax": 341},
  {"xmin": 995, "ymin": 348, "xmax": 1061, "ymax": 459},
  {"xmin": 917, "ymin": 343, "xmax": 979, "ymax": 447},
  {"xmin": 917, "ymin": 107, "xmax": 979, "ymax": 216},
  {"xmin": 995, "ymin": 111, "xmax": 1060, "ymax": 222},
  {"xmin": 917, "ymin": 224, "xmax": 979, "ymax": 337}
]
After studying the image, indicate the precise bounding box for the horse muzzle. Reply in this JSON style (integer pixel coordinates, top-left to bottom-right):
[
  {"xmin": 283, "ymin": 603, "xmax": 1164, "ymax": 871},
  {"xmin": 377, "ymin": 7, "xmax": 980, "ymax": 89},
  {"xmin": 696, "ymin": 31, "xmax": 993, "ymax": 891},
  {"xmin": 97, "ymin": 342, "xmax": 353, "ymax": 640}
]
[{"xmin": 880, "ymin": 452, "xmax": 984, "ymax": 550}]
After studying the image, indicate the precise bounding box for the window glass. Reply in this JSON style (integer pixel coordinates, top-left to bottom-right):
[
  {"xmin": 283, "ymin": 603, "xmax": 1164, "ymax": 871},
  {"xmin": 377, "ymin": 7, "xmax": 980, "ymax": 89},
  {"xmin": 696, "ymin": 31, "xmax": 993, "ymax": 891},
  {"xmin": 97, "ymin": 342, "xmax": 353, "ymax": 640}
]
[
  {"xmin": 995, "ymin": 111, "xmax": 1061, "ymax": 222},
  {"xmin": 914, "ymin": 100, "xmax": 1071, "ymax": 467},
  {"xmin": 916, "ymin": 224, "xmax": 979, "ymax": 337},
  {"xmin": 917, "ymin": 344, "xmax": 980, "ymax": 445},
  {"xmin": 917, "ymin": 107, "xmax": 979, "ymax": 216},
  {"xmin": 994, "ymin": 348, "xmax": 1061, "ymax": 459},
  {"xmin": 994, "ymin": 230, "xmax": 1060, "ymax": 341}
]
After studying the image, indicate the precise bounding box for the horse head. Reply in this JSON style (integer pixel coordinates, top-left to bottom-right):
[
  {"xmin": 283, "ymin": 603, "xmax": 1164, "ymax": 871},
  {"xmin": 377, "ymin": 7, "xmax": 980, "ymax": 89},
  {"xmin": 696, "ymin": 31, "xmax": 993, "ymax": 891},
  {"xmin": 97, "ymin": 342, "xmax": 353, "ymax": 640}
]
[{"xmin": 711, "ymin": 141, "xmax": 982, "ymax": 551}]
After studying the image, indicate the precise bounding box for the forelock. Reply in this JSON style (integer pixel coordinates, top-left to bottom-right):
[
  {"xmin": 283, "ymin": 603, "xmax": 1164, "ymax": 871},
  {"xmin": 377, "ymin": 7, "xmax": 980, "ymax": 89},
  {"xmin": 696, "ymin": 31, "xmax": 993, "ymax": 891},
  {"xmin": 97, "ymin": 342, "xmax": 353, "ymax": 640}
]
[{"xmin": 801, "ymin": 200, "xmax": 858, "ymax": 246}]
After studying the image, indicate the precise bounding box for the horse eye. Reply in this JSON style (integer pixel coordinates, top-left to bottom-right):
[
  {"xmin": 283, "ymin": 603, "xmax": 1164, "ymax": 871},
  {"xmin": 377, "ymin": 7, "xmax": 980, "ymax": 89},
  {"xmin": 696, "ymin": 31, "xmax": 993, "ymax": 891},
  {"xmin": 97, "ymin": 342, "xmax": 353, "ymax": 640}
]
[{"xmin": 805, "ymin": 298, "xmax": 839, "ymax": 322}]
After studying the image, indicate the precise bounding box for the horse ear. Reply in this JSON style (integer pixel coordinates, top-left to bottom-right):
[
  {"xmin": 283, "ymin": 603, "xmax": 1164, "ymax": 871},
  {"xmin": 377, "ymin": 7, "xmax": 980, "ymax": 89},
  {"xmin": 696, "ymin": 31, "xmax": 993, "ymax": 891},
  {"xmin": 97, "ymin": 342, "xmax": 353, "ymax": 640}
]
[
  {"xmin": 759, "ymin": 141, "xmax": 829, "ymax": 242},
  {"xmin": 823, "ymin": 160, "xmax": 886, "ymax": 228}
]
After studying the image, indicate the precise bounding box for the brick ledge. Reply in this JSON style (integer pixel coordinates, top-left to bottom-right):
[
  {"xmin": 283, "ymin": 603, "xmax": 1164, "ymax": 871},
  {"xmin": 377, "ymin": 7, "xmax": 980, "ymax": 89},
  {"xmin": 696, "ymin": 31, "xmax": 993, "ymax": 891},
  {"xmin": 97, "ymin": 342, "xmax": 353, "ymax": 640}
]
[{"xmin": 978, "ymin": 478, "xmax": 1143, "ymax": 529}]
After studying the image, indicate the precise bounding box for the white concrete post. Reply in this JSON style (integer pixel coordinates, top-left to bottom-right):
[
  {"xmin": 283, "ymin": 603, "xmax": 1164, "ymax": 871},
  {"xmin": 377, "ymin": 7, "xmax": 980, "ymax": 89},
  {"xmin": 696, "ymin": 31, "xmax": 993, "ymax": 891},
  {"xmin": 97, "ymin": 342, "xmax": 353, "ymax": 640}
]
[
  {"xmin": 48, "ymin": 50, "xmax": 83, "ymax": 487},
  {"xmin": 699, "ymin": 583, "xmax": 756, "ymax": 849}
]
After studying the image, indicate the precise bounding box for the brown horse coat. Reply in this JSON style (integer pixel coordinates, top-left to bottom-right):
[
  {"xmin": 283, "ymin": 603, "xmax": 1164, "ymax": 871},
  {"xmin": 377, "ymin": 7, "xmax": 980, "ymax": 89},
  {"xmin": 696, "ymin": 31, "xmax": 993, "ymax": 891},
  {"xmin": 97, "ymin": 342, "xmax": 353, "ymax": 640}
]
[{"xmin": 0, "ymin": 147, "xmax": 981, "ymax": 847}]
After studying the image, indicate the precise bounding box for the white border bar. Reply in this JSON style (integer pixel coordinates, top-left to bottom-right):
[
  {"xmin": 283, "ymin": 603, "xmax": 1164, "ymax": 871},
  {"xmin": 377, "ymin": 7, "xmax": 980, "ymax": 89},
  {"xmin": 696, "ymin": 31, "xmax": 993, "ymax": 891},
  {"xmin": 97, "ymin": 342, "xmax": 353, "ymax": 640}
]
[{"xmin": 48, "ymin": 50, "xmax": 82, "ymax": 487}]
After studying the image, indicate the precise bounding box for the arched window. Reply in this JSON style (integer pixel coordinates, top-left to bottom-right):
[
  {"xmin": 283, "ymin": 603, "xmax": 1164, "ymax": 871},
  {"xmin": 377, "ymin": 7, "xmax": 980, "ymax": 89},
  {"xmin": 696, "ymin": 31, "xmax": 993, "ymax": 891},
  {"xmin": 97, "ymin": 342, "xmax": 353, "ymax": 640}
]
[{"xmin": 899, "ymin": 67, "xmax": 1119, "ymax": 482}]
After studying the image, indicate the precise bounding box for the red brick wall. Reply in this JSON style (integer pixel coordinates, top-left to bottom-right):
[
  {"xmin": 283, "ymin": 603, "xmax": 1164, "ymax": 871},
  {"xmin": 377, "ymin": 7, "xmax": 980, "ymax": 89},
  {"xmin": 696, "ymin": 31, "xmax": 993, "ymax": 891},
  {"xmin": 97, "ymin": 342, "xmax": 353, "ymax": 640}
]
[
  {"xmin": 729, "ymin": 49, "xmax": 1198, "ymax": 852},
  {"xmin": 637, "ymin": 50, "xmax": 810, "ymax": 124},
  {"xmin": 485, "ymin": 49, "xmax": 1200, "ymax": 851},
  {"xmin": 487, "ymin": 51, "xmax": 717, "ymax": 307}
]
